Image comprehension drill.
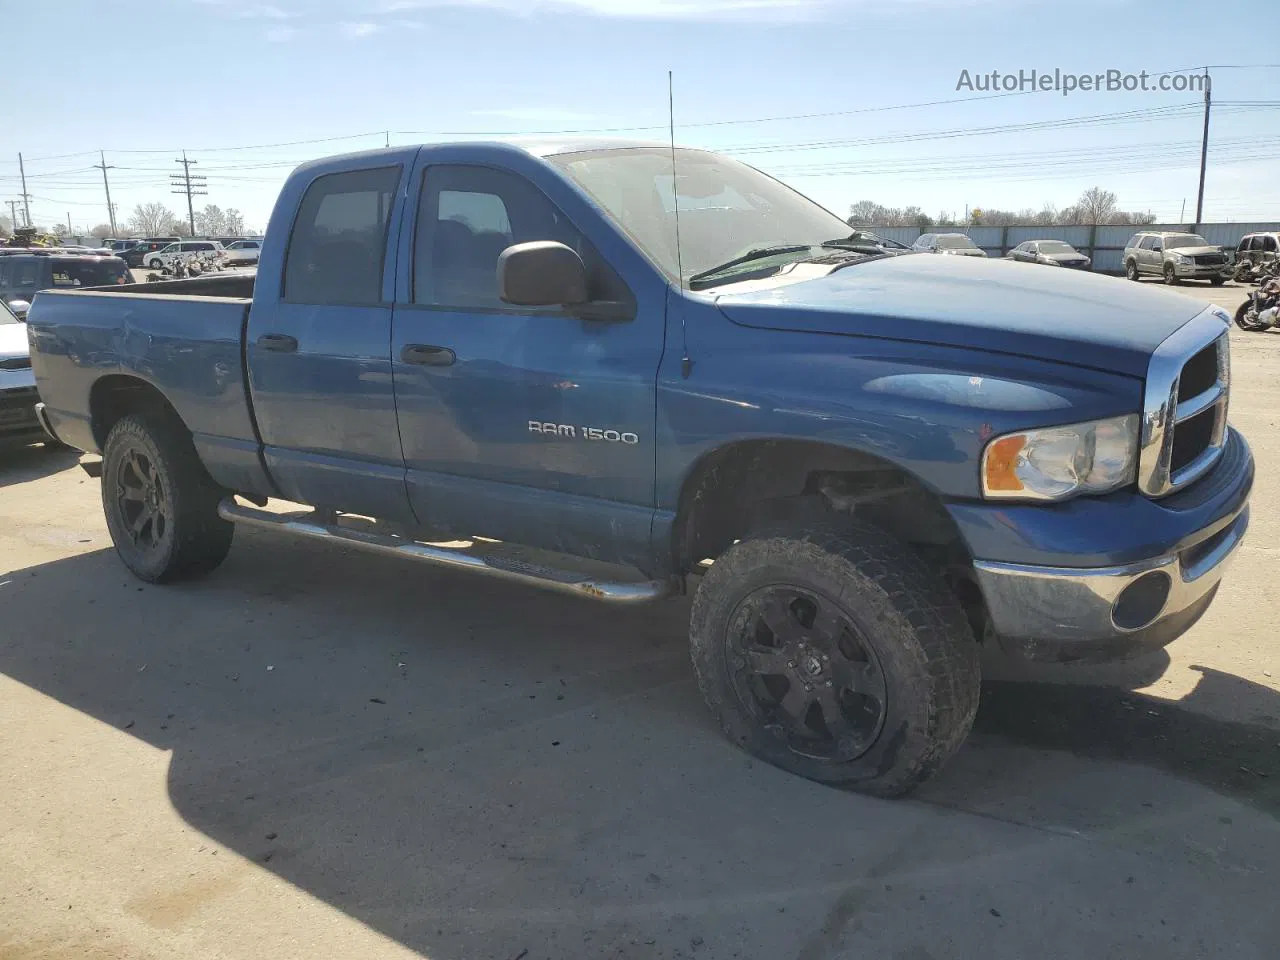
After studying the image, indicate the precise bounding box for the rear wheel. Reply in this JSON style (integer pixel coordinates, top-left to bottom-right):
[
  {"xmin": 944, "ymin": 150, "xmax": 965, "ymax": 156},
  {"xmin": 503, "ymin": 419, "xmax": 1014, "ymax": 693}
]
[
  {"xmin": 1210, "ymin": 277, "xmax": 1225, "ymax": 286},
  {"xmin": 1125, "ymin": 260, "xmax": 1140, "ymax": 281},
  {"xmin": 689, "ymin": 523, "xmax": 980, "ymax": 797},
  {"xmin": 101, "ymin": 412, "xmax": 233, "ymax": 582}
]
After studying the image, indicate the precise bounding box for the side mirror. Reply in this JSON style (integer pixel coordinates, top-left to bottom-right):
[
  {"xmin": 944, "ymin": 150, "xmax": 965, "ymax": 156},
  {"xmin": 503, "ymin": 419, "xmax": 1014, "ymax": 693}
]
[
  {"xmin": 498, "ymin": 241, "xmax": 587, "ymax": 307},
  {"xmin": 8, "ymin": 299, "xmax": 30, "ymax": 321}
]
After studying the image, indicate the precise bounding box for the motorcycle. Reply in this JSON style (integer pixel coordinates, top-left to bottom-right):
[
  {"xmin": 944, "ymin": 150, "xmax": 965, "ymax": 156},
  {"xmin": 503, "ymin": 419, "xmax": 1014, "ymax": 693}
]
[{"xmin": 1235, "ymin": 275, "xmax": 1280, "ymax": 331}]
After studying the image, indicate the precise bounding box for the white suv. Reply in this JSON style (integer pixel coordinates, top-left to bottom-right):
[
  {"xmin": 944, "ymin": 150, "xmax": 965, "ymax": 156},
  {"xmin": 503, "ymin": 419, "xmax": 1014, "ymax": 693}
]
[{"xmin": 145, "ymin": 240, "xmax": 225, "ymax": 270}]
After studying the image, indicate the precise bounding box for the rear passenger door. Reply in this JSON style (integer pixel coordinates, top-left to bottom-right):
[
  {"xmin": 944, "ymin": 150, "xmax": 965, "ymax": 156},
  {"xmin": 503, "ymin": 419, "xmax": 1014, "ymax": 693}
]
[{"xmin": 245, "ymin": 158, "xmax": 416, "ymax": 523}]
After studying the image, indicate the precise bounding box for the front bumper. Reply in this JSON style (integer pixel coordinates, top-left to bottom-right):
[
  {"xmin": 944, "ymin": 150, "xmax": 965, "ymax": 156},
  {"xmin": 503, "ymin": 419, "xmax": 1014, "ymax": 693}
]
[
  {"xmin": 0, "ymin": 385, "xmax": 45, "ymax": 444},
  {"xmin": 975, "ymin": 504, "xmax": 1247, "ymax": 663},
  {"xmin": 1173, "ymin": 262, "xmax": 1229, "ymax": 277}
]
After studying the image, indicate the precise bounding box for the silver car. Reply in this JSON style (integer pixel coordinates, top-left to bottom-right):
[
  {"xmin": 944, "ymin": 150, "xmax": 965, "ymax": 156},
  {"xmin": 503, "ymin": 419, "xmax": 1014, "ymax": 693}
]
[
  {"xmin": 911, "ymin": 233, "xmax": 987, "ymax": 257},
  {"xmin": 1123, "ymin": 231, "xmax": 1229, "ymax": 286}
]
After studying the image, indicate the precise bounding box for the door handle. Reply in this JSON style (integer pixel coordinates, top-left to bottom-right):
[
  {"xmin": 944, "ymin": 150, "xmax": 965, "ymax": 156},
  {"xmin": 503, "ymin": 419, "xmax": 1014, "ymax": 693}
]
[
  {"xmin": 401, "ymin": 344, "xmax": 456, "ymax": 366},
  {"xmin": 257, "ymin": 333, "xmax": 298, "ymax": 353}
]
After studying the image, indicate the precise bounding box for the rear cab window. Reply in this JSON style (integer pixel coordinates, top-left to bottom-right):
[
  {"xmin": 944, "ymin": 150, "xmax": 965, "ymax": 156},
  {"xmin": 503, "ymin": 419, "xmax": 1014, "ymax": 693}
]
[
  {"xmin": 283, "ymin": 165, "xmax": 402, "ymax": 305},
  {"xmin": 51, "ymin": 258, "xmax": 130, "ymax": 288}
]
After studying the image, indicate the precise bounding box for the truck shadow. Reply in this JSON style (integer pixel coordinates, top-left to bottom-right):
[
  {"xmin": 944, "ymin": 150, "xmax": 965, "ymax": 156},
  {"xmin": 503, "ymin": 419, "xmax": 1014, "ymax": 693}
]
[
  {"xmin": 0, "ymin": 443, "xmax": 80, "ymax": 488},
  {"xmin": 1, "ymin": 533, "xmax": 1277, "ymax": 956}
]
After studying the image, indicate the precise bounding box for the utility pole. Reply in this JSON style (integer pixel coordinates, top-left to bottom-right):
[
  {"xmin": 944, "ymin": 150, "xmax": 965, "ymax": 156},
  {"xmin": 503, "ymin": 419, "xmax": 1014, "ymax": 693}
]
[
  {"xmin": 17, "ymin": 152, "xmax": 32, "ymax": 227},
  {"xmin": 1194, "ymin": 67, "xmax": 1211, "ymax": 230},
  {"xmin": 170, "ymin": 151, "xmax": 206, "ymax": 237},
  {"xmin": 385, "ymin": 130, "xmax": 390, "ymax": 148},
  {"xmin": 6, "ymin": 200, "xmax": 18, "ymax": 230},
  {"xmin": 94, "ymin": 151, "xmax": 117, "ymax": 236},
  {"xmin": 1179, "ymin": 198, "xmax": 1186, "ymax": 224},
  {"xmin": 66, "ymin": 212, "xmax": 73, "ymax": 235}
]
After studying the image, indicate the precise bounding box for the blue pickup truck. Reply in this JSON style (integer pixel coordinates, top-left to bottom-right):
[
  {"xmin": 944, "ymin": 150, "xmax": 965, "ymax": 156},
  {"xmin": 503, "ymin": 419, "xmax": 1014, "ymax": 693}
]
[{"xmin": 27, "ymin": 140, "xmax": 1252, "ymax": 795}]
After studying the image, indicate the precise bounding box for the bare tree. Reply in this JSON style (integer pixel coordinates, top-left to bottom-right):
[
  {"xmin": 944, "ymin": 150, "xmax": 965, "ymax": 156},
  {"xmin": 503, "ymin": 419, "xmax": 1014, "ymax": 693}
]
[
  {"xmin": 171, "ymin": 220, "xmax": 193, "ymax": 238},
  {"xmin": 1074, "ymin": 187, "xmax": 1118, "ymax": 226},
  {"xmin": 196, "ymin": 204, "xmax": 228, "ymax": 236},
  {"xmin": 848, "ymin": 200, "xmax": 890, "ymax": 225},
  {"xmin": 128, "ymin": 202, "xmax": 177, "ymax": 236},
  {"xmin": 224, "ymin": 208, "xmax": 245, "ymax": 235},
  {"xmin": 90, "ymin": 223, "xmax": 114, "ymax": 239}
]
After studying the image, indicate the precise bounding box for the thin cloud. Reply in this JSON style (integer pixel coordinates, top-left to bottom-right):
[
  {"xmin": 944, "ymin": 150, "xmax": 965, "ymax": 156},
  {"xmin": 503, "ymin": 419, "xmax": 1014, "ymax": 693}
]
[
  {"xmin": 373, "ymin": 0, "xmax": 830, "ymax": 19},
  {"xmin": 266, "ymin": 24, "xmax": 298, "ymax": 41},
  {"xmin": 342, "ymin": 21, "xmax": 383, "ymax": 36},
  {"xmin": 194, "ymin": 1, "xmax": 294, "ymax": 19}
]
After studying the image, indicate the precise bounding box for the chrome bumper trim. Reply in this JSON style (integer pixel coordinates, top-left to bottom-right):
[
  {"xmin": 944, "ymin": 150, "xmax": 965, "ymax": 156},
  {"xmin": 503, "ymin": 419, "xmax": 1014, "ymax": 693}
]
[{"xmin": 974, "ymin": 506, "xmax": 1247, "ymax": 643}]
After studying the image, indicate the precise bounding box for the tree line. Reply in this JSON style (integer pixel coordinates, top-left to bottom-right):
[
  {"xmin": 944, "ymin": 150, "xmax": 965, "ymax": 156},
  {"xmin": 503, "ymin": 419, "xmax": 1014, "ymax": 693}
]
[
  {"xmin": 847, "ymin": 187, "xmax": 1159, "ymax": 229},
  {"xmin": 0, "ymin": 203, "xmax": 252, "ymax": 240}
]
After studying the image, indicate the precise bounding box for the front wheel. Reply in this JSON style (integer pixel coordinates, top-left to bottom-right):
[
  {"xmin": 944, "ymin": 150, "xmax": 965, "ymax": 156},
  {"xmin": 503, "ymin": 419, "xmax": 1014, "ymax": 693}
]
[
  {"xmin": 1210, "ymin": 277, "xmax": 1225, "ymax": 286},
  {"xmin": 102, "ymin": 412, "xmax": 234, "ymax": 582},
  {"xmin": 689, "ymin": 524, "xmax": 980, "ymax": 797},
  {"xmin": 1163, "ymin": 263, "xmax": 1178, "ymax": 285}
]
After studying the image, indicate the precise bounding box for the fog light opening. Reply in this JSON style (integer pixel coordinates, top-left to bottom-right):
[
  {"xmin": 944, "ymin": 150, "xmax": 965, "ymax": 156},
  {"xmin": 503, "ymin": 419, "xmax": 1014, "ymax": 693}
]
[{"xmin": 1111, "ymin": 571, "xmax": 1172, "ymax": 631}]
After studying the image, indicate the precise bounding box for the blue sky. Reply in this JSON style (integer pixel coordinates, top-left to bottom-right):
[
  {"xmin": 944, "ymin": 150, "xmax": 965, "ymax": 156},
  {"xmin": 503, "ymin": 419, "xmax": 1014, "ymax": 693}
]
[{"xmin": 4, "ymin": 0, "xmax": 1277, "ymax": 233}]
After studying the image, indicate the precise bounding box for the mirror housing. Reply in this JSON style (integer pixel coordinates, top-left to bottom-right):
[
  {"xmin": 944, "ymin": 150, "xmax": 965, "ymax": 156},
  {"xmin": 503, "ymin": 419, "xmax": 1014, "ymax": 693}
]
[
  {"xmin": 498, "ymin": 241, "xmax": 587, "ymax": 307},
  {"xmin": 8, "ymin": 299, "xmax": 30, "ymax": 321}
]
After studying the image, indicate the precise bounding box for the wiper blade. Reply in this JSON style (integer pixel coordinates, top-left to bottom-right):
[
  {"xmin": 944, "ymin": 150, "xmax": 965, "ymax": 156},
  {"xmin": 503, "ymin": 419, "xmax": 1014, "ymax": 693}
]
[
  {"xmin": 687, "ymin": 244, "xmax": 813, "ymax": 285},
  {"xmin": 820, "ymin": 241, "xmax": 888, "ymax": 255}
]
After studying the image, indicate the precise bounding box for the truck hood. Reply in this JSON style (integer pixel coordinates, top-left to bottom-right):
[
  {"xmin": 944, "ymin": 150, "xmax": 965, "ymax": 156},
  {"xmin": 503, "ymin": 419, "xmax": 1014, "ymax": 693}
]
[
  {"xmin": 0, "ymin": 322, "xmax": 30, "ymax": 360},
  {"xmin": 714, "ymin": 254, "xmax": 1208, "ymax": 377}
]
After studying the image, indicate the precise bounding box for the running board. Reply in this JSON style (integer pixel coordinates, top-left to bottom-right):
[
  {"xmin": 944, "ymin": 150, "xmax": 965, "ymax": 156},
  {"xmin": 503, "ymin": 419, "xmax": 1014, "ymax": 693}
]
[{"xmin": 216, "ymin": 498, "xmax": 675, "ymax": 605}]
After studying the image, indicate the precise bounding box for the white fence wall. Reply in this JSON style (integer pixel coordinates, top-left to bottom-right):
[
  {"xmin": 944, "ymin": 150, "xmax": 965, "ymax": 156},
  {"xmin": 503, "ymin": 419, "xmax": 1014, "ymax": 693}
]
[{"xmin": 863, "ymin": 222, "xmax": 1280, "ymax": 273}]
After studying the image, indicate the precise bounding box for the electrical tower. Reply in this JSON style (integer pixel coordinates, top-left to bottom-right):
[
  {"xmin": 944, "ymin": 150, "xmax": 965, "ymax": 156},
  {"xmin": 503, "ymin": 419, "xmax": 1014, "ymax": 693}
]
[{"xmin": 170, "ymin": 151, "xmax": 207, "ymax": 236}]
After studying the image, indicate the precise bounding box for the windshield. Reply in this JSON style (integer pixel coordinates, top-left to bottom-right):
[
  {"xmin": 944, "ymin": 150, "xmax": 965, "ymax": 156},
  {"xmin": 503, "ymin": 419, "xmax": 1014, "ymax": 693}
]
[
  {"xmin": 51, "ymin": 259, "xmax": 130, "ymax": 288},
  {"xmin": 936, "ymin": 235, "xmax": 978, "ymax": 249},
  {"xmin": 1037, "ymin": 241, "xmax": 1075, "ymax": 254},
  {"xmin": 548, "ymin": 147, "xmax": 851, "ymax": 282},
  {"xmin": 1165, "ymin": 234, "xmax": 1209, "ymax": 249}
]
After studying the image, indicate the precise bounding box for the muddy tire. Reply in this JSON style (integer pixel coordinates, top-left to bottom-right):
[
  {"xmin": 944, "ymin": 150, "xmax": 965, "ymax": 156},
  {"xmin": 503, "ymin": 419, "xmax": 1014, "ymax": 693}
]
[
  {"xmin": 101, "ymin": 412, "xmax": 233, "ymax": 583},
  {"xmin": 1125, "ymin": 259, "xmax": 1140, "ymax": 281},
  {"xmin": 1163, "ymin": 263, "xmax": 1178, "ymax": 285},
  {"xmin": 689, "ymin": 523, "xmax": 980, "ymax": 797}
]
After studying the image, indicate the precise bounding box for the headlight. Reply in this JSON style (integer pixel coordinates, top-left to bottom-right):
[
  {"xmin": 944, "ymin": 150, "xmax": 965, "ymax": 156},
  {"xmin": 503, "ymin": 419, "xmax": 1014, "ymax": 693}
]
[
  {"xmin": 981, "ymin": 414, "xmax": 1139, "ymax": 501},
  {"xmin": 1171, "ymin": 253, "xmax": 1191, "ymax": 264}
]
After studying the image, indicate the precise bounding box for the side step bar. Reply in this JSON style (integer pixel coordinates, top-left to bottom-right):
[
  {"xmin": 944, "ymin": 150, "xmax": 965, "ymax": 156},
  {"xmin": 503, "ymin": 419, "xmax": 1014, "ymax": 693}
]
[{"xmin": 216, "ymin": 498, "xmax": 675, "ymax": 605}]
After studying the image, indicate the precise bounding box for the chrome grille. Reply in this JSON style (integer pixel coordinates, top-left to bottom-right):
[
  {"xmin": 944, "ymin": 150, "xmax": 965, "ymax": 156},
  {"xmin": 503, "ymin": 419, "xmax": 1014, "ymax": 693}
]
[{"xmin": 1138, "ymin": 307, "xmax": 1231, "ymax": 498}]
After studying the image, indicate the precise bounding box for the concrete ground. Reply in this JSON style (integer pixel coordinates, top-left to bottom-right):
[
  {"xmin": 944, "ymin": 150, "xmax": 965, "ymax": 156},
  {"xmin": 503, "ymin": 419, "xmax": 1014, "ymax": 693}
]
[{"xmin": 1, "ymin": 278, "xmax": 1276, "ymax": 960}]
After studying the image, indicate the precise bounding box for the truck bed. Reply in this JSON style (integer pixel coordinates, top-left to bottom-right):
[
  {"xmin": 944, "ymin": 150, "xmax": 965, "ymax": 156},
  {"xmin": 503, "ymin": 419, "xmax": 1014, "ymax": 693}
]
[
  {"xmin": 116, "ymin": 271, "xmax": 256, "ymax": 300},
  {"xmin": 26, "ymin": 279, "xmax": 263, "ymax": 493}
]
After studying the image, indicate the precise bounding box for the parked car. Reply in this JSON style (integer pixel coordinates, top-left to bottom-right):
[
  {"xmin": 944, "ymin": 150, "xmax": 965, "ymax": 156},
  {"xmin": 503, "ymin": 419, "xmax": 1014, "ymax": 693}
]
[
  {"xmin": 843, "ymin": 230, "xmax": 912, "ymax": 253},
  {"xmin": 912, "ymin": 233, "xmax": 988, "ymax": 257},
  {"xmin": 1005, "ymin": 240, "xmax": 1092, "ymax": 270},
  {"xmin": 0, "ymin": 252, "xmax": 130, "ymax": 306},
  {"xmin": 143, "ymin": 240, "xmax": 226, "ymax": 270},
  {"xmin": 1, "ymin": 298, "xmax": 58, "ymax": 448},
  {"xmin": 1124, "ymin": 231, "xmax": 1229, "ymax": 285},
  {"xmin": 1234, "ymin": 232, "xmax": 1279, "ymax": 273},
  {"xmin": 221, "ymin": 238, "xmax": 263, "ymax": 266},
  {"xmin": 120, "ymin": 237, "xmax": 182, "ymax": 268},
  {"xmin": 28, "ymin": 140, "xmax": 1251, "ymax": 797}
]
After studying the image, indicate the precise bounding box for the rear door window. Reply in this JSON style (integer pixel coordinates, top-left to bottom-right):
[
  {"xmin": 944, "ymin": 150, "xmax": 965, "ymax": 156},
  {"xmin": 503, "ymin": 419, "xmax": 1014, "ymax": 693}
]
[
  {"xmin": 283, "ymin": 165, "xmax": 402, "ymax": 305},
  {"xmin": 51, "ymin": 259, "xmax": 130, "ymax": 288}
]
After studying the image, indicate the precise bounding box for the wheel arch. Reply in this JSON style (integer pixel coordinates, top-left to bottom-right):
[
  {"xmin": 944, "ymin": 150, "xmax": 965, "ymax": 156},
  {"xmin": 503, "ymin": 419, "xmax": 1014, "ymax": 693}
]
[
  {"xmin": 669, "ymin": 437, "xmax": 973, "ymax": 575},
  {"xmin": 89, "ymin": 374, "xmax": 188, "ymax": 451}
]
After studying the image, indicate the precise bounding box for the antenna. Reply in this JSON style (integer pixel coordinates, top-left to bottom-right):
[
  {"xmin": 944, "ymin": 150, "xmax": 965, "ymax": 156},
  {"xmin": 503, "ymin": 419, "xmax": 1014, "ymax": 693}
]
[{"xmin": 669, "ymin": 70, "xmax": 692, "ymax": 379}]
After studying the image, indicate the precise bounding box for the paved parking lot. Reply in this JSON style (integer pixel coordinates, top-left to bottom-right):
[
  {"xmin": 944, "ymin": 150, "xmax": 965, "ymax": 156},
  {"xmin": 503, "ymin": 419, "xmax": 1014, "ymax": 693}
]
[{"xmin": 1, "ymin": 280, "xmax": 1276, "ymax": 960}]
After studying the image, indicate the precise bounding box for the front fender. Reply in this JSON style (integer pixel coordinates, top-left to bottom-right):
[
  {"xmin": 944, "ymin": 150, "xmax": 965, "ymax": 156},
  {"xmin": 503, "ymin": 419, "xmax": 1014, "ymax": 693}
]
[{"xmin": 655, "ymin": 296, "xmax": 1142, "ymax": 509}]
